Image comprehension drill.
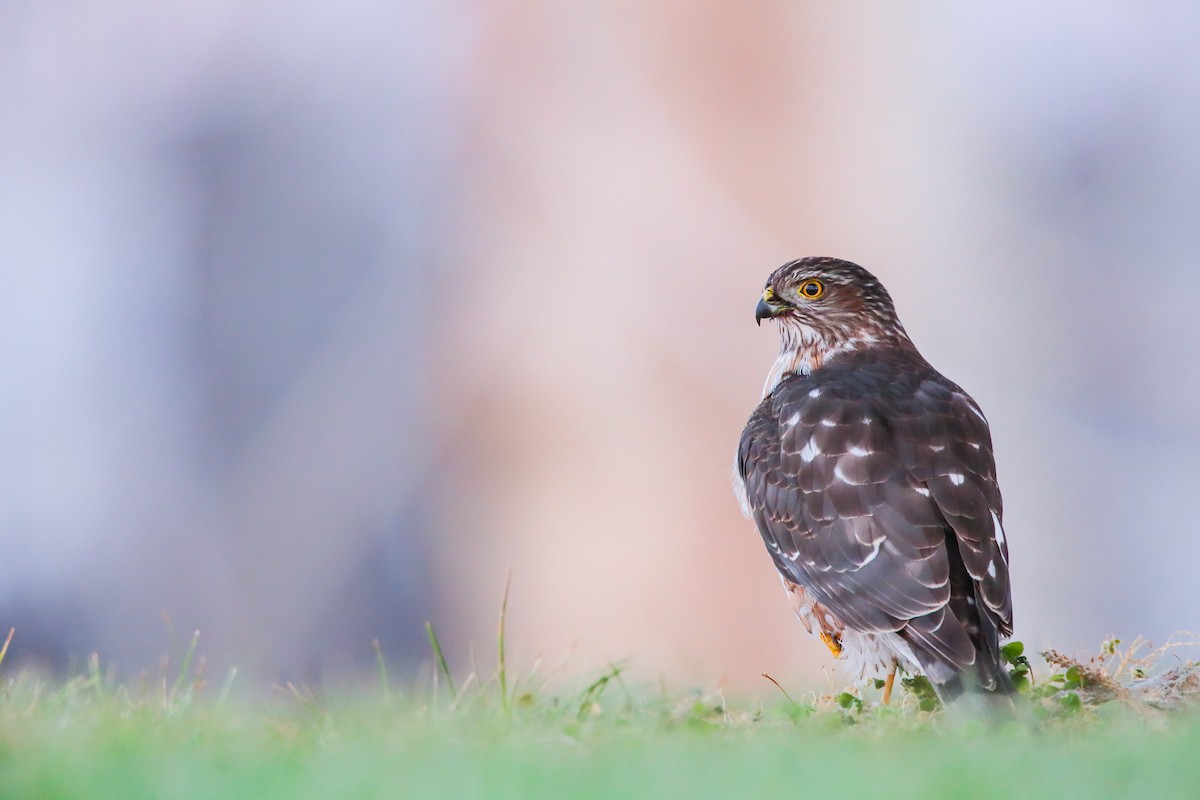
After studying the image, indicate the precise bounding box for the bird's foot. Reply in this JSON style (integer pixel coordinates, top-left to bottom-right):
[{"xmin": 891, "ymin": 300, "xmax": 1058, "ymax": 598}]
[{"xmin": 882, "ymin": 663, "xmax": 897, "ymax": 705}]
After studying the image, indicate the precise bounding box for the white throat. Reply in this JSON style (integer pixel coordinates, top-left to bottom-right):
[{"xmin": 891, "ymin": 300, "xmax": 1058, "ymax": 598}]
[
  {"xmin": 761, "ymin": 331, "xmax": 882, "ymax": 398},
  {"xmin": 762, "ymin": 348, "xmax": 812, "ymax": 397}
]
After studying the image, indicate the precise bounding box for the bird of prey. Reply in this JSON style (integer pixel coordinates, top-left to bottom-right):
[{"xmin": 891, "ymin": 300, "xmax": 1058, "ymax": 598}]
[{"xmin": 734, "ymin": 257, "xmax": 1014, "ymax": 705}]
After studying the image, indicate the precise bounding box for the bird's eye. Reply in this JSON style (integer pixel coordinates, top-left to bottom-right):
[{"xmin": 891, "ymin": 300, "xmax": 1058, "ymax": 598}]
[{"xmin": 798, "ymin": 279, "xmax": 824, "ymax": 299}]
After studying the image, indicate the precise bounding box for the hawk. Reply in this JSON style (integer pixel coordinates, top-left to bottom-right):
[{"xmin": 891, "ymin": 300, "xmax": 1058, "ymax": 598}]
[{"xmin": 734, "ymin": 257, "xmax": 1014, "ymax": 705}]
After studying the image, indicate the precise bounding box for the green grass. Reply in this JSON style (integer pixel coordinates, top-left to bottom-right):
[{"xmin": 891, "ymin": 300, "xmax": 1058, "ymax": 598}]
[
  {"xmin": 1, "ymin": 663, "xmax": 1199, "ymax": 800},
  {"xmin": 1, "ymin": 624, "xmax": 1198, "ymax": 799}
]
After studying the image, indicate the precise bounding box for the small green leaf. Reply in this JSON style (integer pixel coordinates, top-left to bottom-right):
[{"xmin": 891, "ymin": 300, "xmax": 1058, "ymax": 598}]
[
  {"xmin": 1032, "ymin": 682, "xmax": 1061, "ymax": 699},
  {"xmin": 900, "ymin": 675, "xmax": 943, "ymax": 712},
  {"xmin": 1058, "ymin": 692, "xmax": 1082, "ymax": 713},
  {"xmin": 781, "ymin": 701, "xmax": 816, "ymax": 723},
  {"xmin": 872, "ymin": 679, "xmax": 886, "ymax": 690},
  {"xmin": 999, "ymin": 641, "xmax": 1025, "ymax": 664},
  {"xmin": 836, "ymin": 692, "xmax": 862, "ymax": 711},
  {"xmin": 1063, "ymin": 665, "xmax": 1083, "ymax": 690}
]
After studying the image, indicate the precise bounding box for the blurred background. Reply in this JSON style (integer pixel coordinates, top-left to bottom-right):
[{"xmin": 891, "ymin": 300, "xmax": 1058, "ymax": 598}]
[{"xmin": 2, "ymin": 1, "xmax": 1199, "ymax": 693}]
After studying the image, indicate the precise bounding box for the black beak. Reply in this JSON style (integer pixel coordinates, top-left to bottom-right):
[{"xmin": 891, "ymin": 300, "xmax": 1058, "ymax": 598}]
[{"xmin": 755, "ymin": 294, "xmax": 786, "ymax": 326}]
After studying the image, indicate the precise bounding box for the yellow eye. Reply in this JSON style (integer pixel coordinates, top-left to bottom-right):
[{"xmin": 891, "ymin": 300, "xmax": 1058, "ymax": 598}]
[{"xmin": 798, "ymin": 279, "xmax": 824, "ymax": 299}]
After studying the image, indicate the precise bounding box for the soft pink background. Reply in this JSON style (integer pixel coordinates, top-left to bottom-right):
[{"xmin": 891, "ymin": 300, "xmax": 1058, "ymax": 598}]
[{"xmin": 2, "ymin": 2, "xmax": 1197, "ymax": 690}]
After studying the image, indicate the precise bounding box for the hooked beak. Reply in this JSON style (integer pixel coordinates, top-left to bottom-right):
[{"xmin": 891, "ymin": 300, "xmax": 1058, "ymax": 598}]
[{"xmin": 755, "ymin": 290, "xmax": 788, "ymax": 326}]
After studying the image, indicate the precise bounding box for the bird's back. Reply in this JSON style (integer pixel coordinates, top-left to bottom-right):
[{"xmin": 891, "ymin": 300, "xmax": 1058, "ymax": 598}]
[{"xmin": 738, "ymin": 347, "xmax": 1014, "ymax": 699}]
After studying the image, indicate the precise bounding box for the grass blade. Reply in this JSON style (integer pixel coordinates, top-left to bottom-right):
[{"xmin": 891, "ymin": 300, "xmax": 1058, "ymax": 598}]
[
  {"xmin": 760, "ymin": 672, "xmax": 797, "ymax": 705},
  {"xmin": 498, "ymin": 570, "xmax": 512, "ymax": 713},
  {"xmin": 172, "ymin": 630, "xmax": 200, "ymax": 696},
  {"xmin": 372, "ymin": 638, "xmax": 390, "ymax": 699},
  {"xmin": 576, "ymin": 662, "xmax": 626, "ymax": 720},
  {"xmin": 88, "ymin": 653, "xmax": 103, "ymax": 694},
  {"xmin": 218, "ymin": 667, "xmax": 238, "ymax": 706},
  {"xmin": 0, "ymin": 628, "xmax": 13, "ymax": 671},
  {"xmin": 425, "ymin": 621, "xmax": 456, "ymax": 696}
]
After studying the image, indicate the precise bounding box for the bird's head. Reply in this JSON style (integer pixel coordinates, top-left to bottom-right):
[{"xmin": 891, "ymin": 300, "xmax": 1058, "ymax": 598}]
[{"xmin": 755, "ymin": 257, "xmax": 911, "ymax": 356}]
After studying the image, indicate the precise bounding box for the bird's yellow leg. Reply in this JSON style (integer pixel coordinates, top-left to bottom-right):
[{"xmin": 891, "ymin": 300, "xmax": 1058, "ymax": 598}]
[{"xmin": 881, "ymin": 663, "xmax": 897, "ymax": 705}]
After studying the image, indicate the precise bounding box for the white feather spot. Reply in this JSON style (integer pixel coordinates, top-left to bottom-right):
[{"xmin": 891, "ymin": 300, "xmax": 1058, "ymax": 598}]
[
  {"xmin": 914, "ymin": 486, "xmax": 931, "ymax": 497},
  {"xmin": 808, "ymin": 388, "xmax": 822, "ymax": 398},
  {"xmin": 960, "ymin": 396, "xmax": 988, "ymax": 423},
  {"xmin": 968, "ymin": 441, "xmax": 982, "ymax": 450},
  {"xmin": 858, "ymin": 537, "xmax": 884, "ymax": 566},
  {"xmin": 861, "ymin": 416, "xmax": 873, "ymax": 425},
  {"xmin": 948, "ymin": 472, "xmax": 965, "ymax": 486},
  {"xmin": 834, "ymin": 462, "xmax": 869, "ymax": 485},
  {"xmin": 820, "ymin": 418, "xmax": 837, "ymax": 427},
  {"xmin": 991, "ymin": 510, "xmax": 1007, "ymax": 548},
  {"xmin": 785, "ymin": 412, "xmax": 800, "ymax": 427},
  {"xmin": 987, "ymin": 560, "xmax": 997, "ymax": 578},
  {"xmin": 847, "ymin": 444, "xmax": 871, "ymax": 456},
  {"xmin": 966, "ymin": 596, "xmax": 976, "ymax": 606},
  {"xmin": 786, "ymin": 551, "xmax": 800, "ymax": 561},
  {"xmin": 929, "ymin": 444, "xmax": 945, "ymax": 452},
  {"xmin": 800, "ymin": 440, "xmax": 822, "ymax": 463}
]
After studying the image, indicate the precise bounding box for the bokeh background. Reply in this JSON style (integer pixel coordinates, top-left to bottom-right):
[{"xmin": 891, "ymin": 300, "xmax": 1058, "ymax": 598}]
[{"xmin": 3, "ymin": 1, "xmax": 1199, "ymax": 692}]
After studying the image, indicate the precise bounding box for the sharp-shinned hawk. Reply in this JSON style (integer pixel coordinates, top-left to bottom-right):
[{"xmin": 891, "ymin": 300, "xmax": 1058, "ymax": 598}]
[{"xmin": 734, "ymin": 257, "xmax": 1015, "ymax": 705}]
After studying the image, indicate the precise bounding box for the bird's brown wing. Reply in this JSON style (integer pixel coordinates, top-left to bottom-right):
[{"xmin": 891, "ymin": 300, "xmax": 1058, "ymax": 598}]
[{"xmin": 738, "ymin": 350, "xmax": 1012, "ymax": 690}]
